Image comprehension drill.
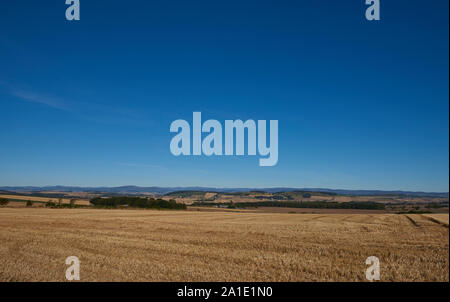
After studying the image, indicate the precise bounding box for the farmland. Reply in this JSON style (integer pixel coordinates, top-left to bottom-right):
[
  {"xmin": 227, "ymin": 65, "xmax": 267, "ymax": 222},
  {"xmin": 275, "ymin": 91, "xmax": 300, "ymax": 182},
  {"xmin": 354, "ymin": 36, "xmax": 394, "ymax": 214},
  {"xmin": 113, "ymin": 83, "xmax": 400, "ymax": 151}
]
[
  {"xmin": 2, "ymin": 188, "xmax": 448, "ymax": 214},
  {"xmin": 0, "ymin": 207, "xmax": 448, "ymax": 281},
  {"xmin": 0, "ymin": 194, "xmax": 91, "ymax": 206}
]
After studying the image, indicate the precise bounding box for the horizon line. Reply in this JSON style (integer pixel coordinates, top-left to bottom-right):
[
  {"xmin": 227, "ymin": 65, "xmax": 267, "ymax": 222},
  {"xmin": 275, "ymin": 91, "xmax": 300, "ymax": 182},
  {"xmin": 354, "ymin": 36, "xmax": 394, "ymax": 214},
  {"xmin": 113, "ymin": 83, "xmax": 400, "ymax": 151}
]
[{"xmin": 0, "ymin": 185, "xmax": 448, "ymax": 194}]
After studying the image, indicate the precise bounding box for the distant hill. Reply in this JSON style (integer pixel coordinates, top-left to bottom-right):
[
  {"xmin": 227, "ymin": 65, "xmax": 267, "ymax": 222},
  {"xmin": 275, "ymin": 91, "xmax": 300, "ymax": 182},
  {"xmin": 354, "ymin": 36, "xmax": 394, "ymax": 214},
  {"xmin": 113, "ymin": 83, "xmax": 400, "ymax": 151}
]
[{"xmin": 0, "ymin": 186, "xmax": 447, "ymax": 198}]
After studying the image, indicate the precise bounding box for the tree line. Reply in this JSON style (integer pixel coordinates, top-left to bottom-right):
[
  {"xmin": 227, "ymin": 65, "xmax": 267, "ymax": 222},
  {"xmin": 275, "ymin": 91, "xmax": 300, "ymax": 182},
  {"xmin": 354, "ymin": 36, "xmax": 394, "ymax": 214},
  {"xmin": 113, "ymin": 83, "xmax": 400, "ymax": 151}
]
[
  {"xmin": 90, "ymin": 196, "xmax": 187, "ymax": 209},
  {"xmin": 193, "ymin": 201, "xmax": 386, "ymax": 210}
]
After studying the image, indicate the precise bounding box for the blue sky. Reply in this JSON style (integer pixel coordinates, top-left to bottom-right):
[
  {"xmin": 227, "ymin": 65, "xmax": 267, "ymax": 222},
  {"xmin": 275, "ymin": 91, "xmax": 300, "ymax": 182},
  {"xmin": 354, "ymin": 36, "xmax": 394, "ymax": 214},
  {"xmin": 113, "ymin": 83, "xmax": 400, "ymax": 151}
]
[{"xmin": 0, "ymin": 0, "xmax": 448, "ymax": 191}]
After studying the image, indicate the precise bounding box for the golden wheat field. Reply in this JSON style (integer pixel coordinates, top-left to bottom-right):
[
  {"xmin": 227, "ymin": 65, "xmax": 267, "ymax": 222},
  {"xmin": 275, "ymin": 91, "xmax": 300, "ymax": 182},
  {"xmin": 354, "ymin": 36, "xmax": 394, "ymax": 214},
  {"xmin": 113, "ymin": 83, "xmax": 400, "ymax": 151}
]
[{"xmin": 0, "ymin": 207, "xmax": 448, "ymax": 282}]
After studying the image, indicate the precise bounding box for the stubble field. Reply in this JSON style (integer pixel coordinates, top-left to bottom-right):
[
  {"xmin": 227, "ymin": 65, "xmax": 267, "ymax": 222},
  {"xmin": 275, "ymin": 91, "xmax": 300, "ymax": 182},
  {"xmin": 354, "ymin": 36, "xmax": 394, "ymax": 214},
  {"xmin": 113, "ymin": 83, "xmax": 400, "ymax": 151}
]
[{"xmin": 0, "ymin": 208, "xmax": 448, "ymax": 281}]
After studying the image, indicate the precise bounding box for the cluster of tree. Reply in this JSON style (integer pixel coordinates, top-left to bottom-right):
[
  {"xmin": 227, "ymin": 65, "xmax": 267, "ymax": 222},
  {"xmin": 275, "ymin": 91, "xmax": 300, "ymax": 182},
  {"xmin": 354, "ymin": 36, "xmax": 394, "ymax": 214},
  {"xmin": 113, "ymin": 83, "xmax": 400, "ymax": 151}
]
[
  {"xmin": 26, "ymin": 192, "xmax": 68, "ymax": 198},
  {"xmin": 45, "ymin": 201, "xmax": 83, "ymax": 208},
  {"xmin": 396, "ymin": 209, "xmax": 432, "ymax": 214},
  {"xmin": 90, "ymin": 196, "xmax": 187, "ymax": 209},
  {"xmin": 165, "ymin": 191, "xmax": 207, "ymax": 197},
  {"xmin": 425, "ymin": 202, "xmax": 449, "ymax": 209},
  {"xmin": 253, "ymin": 195, "xmax": 291, "ymax": 201},
  {"xmin": 0, "ymin": 198, "xmax": 9, "ymax": 205},
  {"xmin": 193, "ymin": 201, "xmax": 385, "ymax": 210},
  {"xmin": 0, "ymin": 190, "xmax": 69, "ymax": 199}
]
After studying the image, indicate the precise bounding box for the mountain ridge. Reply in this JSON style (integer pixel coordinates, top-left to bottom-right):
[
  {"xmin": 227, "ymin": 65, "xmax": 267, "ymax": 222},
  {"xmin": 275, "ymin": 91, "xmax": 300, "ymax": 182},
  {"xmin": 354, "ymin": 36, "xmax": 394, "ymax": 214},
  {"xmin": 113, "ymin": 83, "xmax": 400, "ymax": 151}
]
[{"xmin": 0, "ymin": 185, "xmax": 448, "ymax": 198}]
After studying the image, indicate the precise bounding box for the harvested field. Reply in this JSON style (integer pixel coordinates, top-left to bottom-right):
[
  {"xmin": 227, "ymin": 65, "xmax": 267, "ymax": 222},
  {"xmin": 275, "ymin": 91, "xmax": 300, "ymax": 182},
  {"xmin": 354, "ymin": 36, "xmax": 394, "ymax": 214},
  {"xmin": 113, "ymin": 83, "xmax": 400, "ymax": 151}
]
[
  {"xmin": 422, "ymin": 214, "xmax": 449, "ymax": 227},
  {"xmin": 188, "ymin": 206, "xmax": 387, "ymax": 214},
  {"xmin": 0, "ymin": 208, "xmax": 448, "ymax": 281}
]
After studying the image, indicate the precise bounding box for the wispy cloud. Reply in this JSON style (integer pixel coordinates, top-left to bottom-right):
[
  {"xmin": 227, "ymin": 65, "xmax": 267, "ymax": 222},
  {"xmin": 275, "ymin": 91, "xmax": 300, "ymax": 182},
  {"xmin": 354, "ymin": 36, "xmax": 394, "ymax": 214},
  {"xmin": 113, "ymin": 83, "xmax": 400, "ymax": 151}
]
[
  {"xmin": 4, "ymin": 86, "xmax": 147, "ymax": 126},
  {"xmin": 10, "ymin": 89, "xmax": 72, "ymax": 112}
]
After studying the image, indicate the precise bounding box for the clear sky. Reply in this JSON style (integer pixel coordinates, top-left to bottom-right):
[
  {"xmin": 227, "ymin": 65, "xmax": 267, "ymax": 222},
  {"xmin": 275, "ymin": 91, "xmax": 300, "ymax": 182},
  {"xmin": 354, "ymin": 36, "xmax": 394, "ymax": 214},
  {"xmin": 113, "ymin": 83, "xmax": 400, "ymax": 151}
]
[{"xmin": 0, "ymin": 1, "xmax": 448, "ymax": 191}]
